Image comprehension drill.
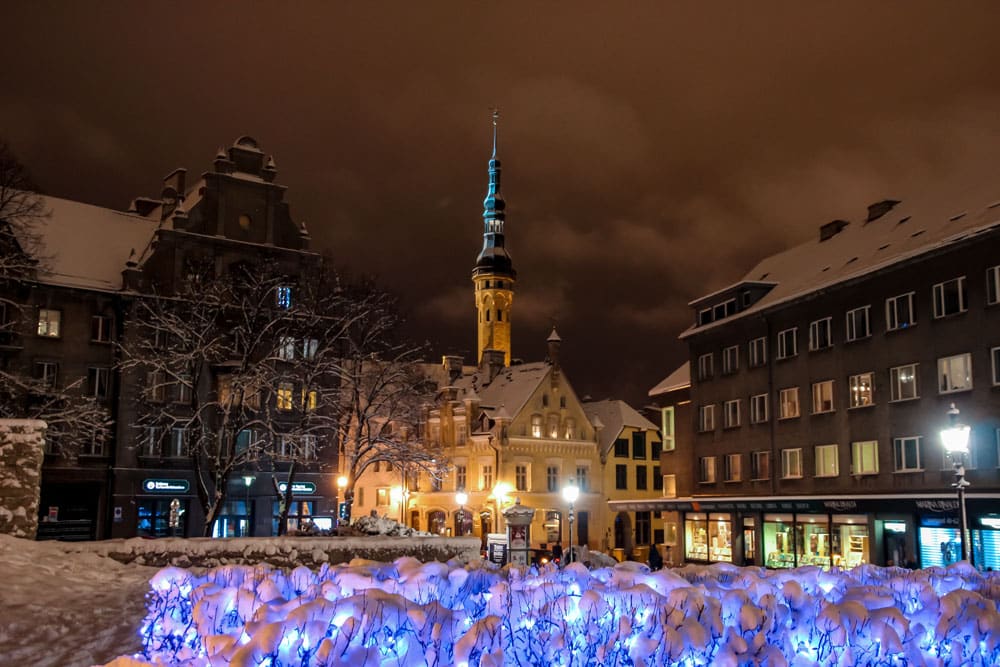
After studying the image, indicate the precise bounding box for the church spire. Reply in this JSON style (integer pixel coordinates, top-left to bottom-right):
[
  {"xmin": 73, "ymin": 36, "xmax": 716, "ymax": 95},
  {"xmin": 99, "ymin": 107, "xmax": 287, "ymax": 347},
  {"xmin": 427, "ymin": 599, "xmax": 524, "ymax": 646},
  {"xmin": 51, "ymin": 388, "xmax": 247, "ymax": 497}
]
[{"xmin": 473, "ymin": 108, "xmax": 516, "ymax": 366}]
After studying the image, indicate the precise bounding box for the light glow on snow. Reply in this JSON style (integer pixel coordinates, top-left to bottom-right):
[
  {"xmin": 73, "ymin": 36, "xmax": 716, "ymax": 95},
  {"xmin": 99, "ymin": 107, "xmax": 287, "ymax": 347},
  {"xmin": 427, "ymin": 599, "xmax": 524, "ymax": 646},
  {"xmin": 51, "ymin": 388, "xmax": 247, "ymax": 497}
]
[{"xmin": 111, "ymin": 559, "xmax": 1000, "ymax": 666}]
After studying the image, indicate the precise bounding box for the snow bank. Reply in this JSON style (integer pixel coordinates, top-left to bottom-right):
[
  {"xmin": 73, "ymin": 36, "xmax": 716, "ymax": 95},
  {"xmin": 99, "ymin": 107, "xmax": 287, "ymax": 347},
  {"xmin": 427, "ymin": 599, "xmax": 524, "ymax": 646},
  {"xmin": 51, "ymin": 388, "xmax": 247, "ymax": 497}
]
[{"xmin": 109, "ymin": 559, "xmax": 1000, "ymax": 666}]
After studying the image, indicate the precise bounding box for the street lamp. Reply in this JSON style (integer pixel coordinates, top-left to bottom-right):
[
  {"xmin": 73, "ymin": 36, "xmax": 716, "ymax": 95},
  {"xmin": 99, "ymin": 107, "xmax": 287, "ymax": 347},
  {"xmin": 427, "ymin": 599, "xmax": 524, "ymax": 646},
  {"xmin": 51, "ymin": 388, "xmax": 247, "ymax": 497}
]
[
  {"xmin": 336, "ymin": 475, "xmax": 348, "ymax": 531},
  {"xmin": 455, "ymin": 491, "xmax": 468, "ymax": 536},
  {"xmin": 242, "ymin": 475, "xmax": 254, "ymax": 537},
  {"xmin": 940, "ymin": 403, "xmax": 972, "ymax": 565},
  {"xmin": 562, "ymin": 481, "xmax": 580, "ymax": 564}
]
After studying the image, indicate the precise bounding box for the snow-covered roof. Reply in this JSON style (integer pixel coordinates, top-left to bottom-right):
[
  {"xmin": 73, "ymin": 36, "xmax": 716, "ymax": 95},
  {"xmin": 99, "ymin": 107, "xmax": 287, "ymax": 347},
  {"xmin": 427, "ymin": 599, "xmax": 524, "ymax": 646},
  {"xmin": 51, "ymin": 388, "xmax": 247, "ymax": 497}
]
[
  {"xmin": 648, "ymin": 362, "xmax": 690, "ymax": 397},
  {"xmin": 681, "ymin": 196, "xmax": 1000, "ymax": 338},
  {"xmin": 454, "ymin": 362, "xmax": 551, "ymax": 424},
  {"xmin": 30, "ymin": 195, "xmax": 159, "ymax": 291},
  {"xmin": 582, "ymin": 398, "xmax": 659, "ymax": 454}
]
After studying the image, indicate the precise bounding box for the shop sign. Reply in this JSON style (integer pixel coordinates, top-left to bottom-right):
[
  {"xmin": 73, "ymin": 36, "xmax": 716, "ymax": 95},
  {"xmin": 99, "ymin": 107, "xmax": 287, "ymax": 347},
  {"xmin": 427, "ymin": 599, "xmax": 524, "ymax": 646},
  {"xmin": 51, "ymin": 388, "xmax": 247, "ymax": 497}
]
[
  {"xmin": 277, "ymin": 481, "xmax": 316, "ymax": 494},
  {"xmin": 979, "ymin": 516, "xmax": 1000, "ymax": 530},
  {"xmin": 884, "ymin": 521, "xmax": 907, "ymax": 533},
  {"xmin": 487, "ymin": 533, "xmax": 508, "ymax": 565},
  {"xmin": 143, "ymin": 478, "xmax": 190, "ymax": 494}
]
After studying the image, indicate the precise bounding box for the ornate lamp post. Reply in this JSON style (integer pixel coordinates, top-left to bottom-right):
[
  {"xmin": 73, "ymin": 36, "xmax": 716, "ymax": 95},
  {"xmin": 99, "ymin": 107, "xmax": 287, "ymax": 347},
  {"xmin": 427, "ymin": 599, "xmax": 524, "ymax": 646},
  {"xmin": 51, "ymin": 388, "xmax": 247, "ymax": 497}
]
[
  {"xmin": 336, "ymin": 475, "xmax": 348, "ymax": 531},
  {"xmin": 940, "ymin": 403, "xmax": 972, "ymax": 565},
  {"xmin": 562, "ymin": 481, "xmax": 580, "ymax": 564},
  {"xmin": 242, "ymin": 475, "xmax": 254, "ymax": 537},
  {"xmin": 455, "ymin": 491, "xmax": 468, "ymax": 536}
]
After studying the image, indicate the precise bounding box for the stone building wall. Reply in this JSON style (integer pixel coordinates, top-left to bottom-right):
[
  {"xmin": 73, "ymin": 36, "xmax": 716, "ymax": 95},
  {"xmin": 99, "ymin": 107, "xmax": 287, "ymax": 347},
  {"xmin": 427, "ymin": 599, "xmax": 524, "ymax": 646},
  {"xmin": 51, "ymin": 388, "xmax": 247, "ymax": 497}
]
[{"xmin": 0, "ymin": 420, "xmax": 46, "ymax": 538}]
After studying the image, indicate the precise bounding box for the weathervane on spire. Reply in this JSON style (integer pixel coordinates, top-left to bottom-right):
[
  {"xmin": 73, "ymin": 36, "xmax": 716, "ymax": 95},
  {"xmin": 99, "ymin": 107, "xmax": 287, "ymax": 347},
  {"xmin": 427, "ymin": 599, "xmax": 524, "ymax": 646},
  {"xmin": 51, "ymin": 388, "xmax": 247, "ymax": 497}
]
[{"xmin": 491, "ymin": 106, "xmax": 500, "ymax": 157}]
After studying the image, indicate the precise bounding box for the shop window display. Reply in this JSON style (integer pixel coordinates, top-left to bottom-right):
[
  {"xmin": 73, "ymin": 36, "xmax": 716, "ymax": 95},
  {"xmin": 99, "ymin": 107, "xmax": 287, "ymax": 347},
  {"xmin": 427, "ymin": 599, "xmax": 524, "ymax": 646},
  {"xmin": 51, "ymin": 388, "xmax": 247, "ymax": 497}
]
[
  {"xmin": 796, "ymin": 514, "xmax": 831, "ymax": 567},
  {"xmin": 764, "ymin": 514, "xmax": 795, "ymax": 568},
  {"xmin": 708, "ymin": 513, "xmax": 733, "ymax": 562},
  {"xmin": 685, "ymin": 513, "xmax": 709, "ymax": 561},
  {"xmin": 833, "ymin": 515, "xmax": 869, "ymax": 568}
]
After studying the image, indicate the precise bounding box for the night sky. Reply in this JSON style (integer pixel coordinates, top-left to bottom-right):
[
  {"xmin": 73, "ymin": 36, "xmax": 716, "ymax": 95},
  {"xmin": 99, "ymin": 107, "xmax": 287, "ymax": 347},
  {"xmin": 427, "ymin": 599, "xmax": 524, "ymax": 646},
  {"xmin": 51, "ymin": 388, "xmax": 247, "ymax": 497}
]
[{"xmin": 5, "ymin": 3, "xmax": 1000, "ymax": 408}]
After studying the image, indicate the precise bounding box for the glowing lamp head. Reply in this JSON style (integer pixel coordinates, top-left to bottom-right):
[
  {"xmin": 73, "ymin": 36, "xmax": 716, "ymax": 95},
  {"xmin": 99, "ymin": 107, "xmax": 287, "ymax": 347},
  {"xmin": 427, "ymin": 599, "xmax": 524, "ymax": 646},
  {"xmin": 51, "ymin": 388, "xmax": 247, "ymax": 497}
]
[
  {"xmin": 562, "ymin": 483, "xmax": 580, "ymax": 504},
  {"xmin": 337, "ymin": 475, "xmax": 348, "ymax": 489},
  {"xmin": 242, "ymin": 475, "xmax": 254, "ymax": 487},
  {"xmin": 455, "ymin": 491, "xmax": 469, "ymax": 506},
  {"xmin": 390, "ymin": 486, "xmax": 404, "ymax": 503},
  {"xmin": 941, "ymin": 403, "xmax": 971, "ymax": 455},
  {"xmin": 492, "ymin": 482, "xmax": 513, "ymax": 503}
]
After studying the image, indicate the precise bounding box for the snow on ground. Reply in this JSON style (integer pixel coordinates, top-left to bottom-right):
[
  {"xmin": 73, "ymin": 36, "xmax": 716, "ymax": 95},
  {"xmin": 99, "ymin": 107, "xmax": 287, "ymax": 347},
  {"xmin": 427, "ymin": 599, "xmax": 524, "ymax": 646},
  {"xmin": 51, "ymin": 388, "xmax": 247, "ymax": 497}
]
[
  {"xmin": 0, "ymin": 534, "xmax": 155, "ymax": 667},
  {"xmin": 4, "ymin": 531, "xmax": 1000, "ymax": 667}
]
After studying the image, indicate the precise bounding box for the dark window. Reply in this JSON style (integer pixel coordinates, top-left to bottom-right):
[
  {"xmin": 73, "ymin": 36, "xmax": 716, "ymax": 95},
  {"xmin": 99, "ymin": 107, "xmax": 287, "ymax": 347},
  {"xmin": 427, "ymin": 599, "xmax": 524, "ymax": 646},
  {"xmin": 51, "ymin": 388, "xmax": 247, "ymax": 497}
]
[
  {"xmin": 651, "ymin": 440, "xmax": 662, "ymax": 460},
  {"xmin": 636, "ymin": 466, "xmax": 648, "ymax": 490},
  {"xmin": 653, "ymin": 466, "xmax": 663, "ymax": 490},
  {"xmin": 635, "ymin": 511, "xmax": 651, "ymax": 545},
  {"xmin": 615, "ymin": 464, "xmax": 628, "ymax": 490},
  {"xmin": 614, "ymin": 438, "xmax": 629, "ymax": 457},
  {"xmin": 632, "ymin": 432, "xmax": 646, "ymax": 459}
]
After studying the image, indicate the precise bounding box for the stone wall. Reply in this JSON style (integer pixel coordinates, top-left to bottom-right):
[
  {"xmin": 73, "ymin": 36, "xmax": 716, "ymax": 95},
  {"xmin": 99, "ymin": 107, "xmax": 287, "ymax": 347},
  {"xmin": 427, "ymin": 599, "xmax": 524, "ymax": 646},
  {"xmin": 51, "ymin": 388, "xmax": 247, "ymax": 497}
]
[{"xmin": 0, "ymin": 420, "xmax": 46, "ymax": 538}]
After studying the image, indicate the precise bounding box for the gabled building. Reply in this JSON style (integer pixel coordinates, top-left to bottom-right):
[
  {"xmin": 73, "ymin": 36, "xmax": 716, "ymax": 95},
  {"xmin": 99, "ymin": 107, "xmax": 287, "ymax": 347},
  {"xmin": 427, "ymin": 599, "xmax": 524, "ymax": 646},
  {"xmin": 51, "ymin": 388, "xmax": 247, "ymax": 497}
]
[
  {"xmin": 2, "ymin": 137, "xmax": 340, "ymax": 539},
  {"xmin": 584, "ymin": 398, "xmax": 662, "ymax": 559},
  {"xmin": 648, "ymin": 196, "xmax": 1000, "ymax": 569}
]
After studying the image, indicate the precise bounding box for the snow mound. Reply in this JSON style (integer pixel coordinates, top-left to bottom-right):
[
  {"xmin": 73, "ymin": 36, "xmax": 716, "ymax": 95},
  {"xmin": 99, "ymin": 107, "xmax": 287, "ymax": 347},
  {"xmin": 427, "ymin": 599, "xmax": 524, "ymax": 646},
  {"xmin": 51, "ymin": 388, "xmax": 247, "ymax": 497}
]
[
  {"xmin": 110, "ymin": 560, "xmax": 1000, "ymax": 666},
  {"xmin": 351, "ymin": 513, "xmax": 434, "ymax": 537}
]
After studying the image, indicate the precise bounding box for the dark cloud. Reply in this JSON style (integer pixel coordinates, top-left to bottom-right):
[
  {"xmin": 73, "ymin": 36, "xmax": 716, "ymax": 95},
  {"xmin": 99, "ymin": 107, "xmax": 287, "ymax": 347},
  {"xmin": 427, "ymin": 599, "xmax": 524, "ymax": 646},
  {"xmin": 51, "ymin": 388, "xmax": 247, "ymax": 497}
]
[{"xmin": 4, "ymin": 2, "xmax": 1000, "ymax": 406}]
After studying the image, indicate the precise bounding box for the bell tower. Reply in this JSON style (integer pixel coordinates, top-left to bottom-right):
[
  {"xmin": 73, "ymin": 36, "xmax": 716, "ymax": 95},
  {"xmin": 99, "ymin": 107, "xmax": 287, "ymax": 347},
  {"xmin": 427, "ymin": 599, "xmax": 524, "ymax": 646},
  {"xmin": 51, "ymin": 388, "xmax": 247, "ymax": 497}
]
[{"xmin": 473, "ymin": 109, "xmax": 516, "ymax": 366}]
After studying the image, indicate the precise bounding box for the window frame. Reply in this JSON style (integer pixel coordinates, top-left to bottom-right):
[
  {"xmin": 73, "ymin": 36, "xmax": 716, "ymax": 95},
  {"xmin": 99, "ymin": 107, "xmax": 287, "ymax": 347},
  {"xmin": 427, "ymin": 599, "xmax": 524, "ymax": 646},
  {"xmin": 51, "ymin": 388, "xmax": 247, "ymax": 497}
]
[
  {"xmin": 699, "ymin": 456, "xmax": 717, "ymax": 484},
  {"xmin": 778, "ymin": 387, "xmax": 800, "ymax": 420},
  {"xmin": 635, "ymin": 465, "xmax": 648, "ymax": 490},
  {"xmin": 724, "ymin": 453, "xmax": 741, "ymax": 482},
  {"xmin": 751, "ymin": 450, "xmax": 770, "ymax": 480},
  {"xmin": 848, "ymin": 372, "xmax": 875, "ymax": 408},
  {"xmin": 750, "ymin": 393, "xmax": 769, "ymax": 424},
  {"xmin": 776, "ymin": 328, "xmax": 798, "ymax": 360},
  {"xmin": 723, "ymin": 399, "xmax": 741, "ymax": 429},
  {"xmin": 697, "ymin": 353, "xmax": 714, "ymax": 381},
  {"xmin": 632, "ymin": 431, "xmax": 647, "ymax": 459},
  {"xmin": 515, "ymin": 464, "xmax": 528, "ymax": 492},
  {"xmin": 37, "ymin": 308, "xmax": 62, "ymax": 338},
  {"xmin": 988, "ymin": 266, "xmax": 1000, "ymax": 305},
  {"xmin": 808, "ymin": 317, "xmax": 832, "ymax": 351},
  {"xmin": 276, "ymin": 382, "xmax": 294, "ymax": 411},
  {"xmin": 889, "ymin": 363, "xmax": 919, "ymax": 402},
  {"xmin": 937, "ymin": 353, "xmax": 973, "ymax": 394},
  {"xmin": 991, "ymin": 346, "xmax": 1000, "ymax": 386},
  {"xmin": 546, "ymin": 465, "xmax": 558, "ymax": 492},
  {"xmin": 91, "ymin": 314, "xmax": 113, "ymax": 343},
  {"xmin": 814, "ymin": 444, "xmax": 839, "ymax": 478},
  {"xmin": 615, "ymin": 464, "xmax": 628, "ymax": 490},
  {"xmin": 781, "ymin": 448, "xmax": 803, "ymax": 479},
  {"xmin": 845, "ymin": 305, "xmax": 871, "ymax": 342},
  {"xmin": 698, "ymin": 404, "xmax": 715, "ymax": 432},
  {"xmin": 87, "ymin": 366, "xmax": 111, "ymax": 400},
  {"xmin": 661, "ymin": 407, "xmax": 675, "ymax": 451},
  {"xmin": 885, "ymin": 292, "xmax": 915, "ymax": 332},
  {"xmin": 749, "ymin": 336, "xmax": 767, "ymax": 367},
  {"xmin": 722, "ymin": 345, "xmax": 739, "ymax": 374},
  {"xmin": 932, "ymin": 276, "xmax": 967, "ymax": 318},
  {"xmin": 811, "ymin": 380, "xmax": 835, "ymax": 414},
  {"xmin": 893, "ymin": 436, "xmax": 923, "ymax": 472},
  {"xmin": 851, "ymin": 440, "xmax": 879, "ymax": 475}
]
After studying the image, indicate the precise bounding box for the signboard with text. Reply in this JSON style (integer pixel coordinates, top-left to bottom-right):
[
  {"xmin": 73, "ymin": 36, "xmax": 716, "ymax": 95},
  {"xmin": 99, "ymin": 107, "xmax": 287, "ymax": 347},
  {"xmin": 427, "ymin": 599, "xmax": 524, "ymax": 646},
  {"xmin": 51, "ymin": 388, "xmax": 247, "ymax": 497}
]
[
  {"xmin": 142, "ymin": 479, "xmax": 190, "ymax": 494},
  {"xmin": 277, "ymin": 481, "xmax": 317, "ymax": 494}
]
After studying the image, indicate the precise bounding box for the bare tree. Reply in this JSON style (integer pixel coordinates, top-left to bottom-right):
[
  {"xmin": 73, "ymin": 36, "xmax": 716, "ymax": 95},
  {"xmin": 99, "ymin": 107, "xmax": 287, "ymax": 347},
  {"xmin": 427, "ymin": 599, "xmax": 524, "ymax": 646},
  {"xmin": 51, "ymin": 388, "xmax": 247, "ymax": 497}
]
[
  {"xmin": 0, "ymin": 141, "xmax": 110, "ymax": 454},
  {"xmin": 332, "ymin": 282, "xmax": 448, "ymax": 522}
]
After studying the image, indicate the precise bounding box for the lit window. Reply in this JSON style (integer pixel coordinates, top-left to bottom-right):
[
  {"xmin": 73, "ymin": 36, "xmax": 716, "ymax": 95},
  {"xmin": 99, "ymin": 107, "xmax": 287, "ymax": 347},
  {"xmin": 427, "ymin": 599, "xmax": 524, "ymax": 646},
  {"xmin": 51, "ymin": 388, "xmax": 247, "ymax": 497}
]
[
  {"xmin": 661, "ymin": 407, "xmax": 675, "ymax": 450},
  {"xmin": 851, "ymin": 440, "xmax": 879, "ymax": 475},
  {"xmin": 894, "ymin": 437, "xmax": 922, "ymax": 472},
  {"xmin": 37, "ymin": 308, "xmax": 61, "ymax": 338},
  {"xmin": 885, "ymin": 293, "xmax": 915, "ymax": 331},
  {"xmin": 301, "ymin": 389, "xmax": 318, "ymax": 411},
  {"xmin": 778, "ymin": 387, "xmax": 799, "ymax": 419},
  {"xmin": 481, "ymin": 464, "xmax": 494, "ymax": 491},
  {"xmin": 815, "ymin": 444, "xmax": 839, "ymax": 477},
  {"xmin": 938, "ymin": 353, "xmax": 972, "ymax": 393},
  {"xmin": 750, "ymin": 394, "xmax": 768, "ymax": 423},
  {"xmin": 846, "ymin": 306, "xmax": 871, "ymax": 342},
  {"xmin": 662, "ymin": 474, "xmax": 677, "ymax": 497},
  {"xmin": 781, "ymin": 448, "xmax": 802, "ymax": 478},
  {"xmin": 724, "ymin": 454, "xmax": 741, "ymax": 482},
  {"xmin": 808, "ymin": 318, "xmax": 832, "ymax": 351},
  {"xmin": 890, "ymin": 364, "xmax": 919, "ymax": 401},
  {"xmin": 776, "ymin": 328, "xmax": 797, "ymax": 359},
  {"xmin": 811, "ymin": 380, "xmax": 834, "ymax": 414},
  {"xmin": 933, "ymin": 277, "xmax": 967, "ymax": 318},
  {"xmin": 276, "ymin": 383, "xmax": 294, "ymax": 411},
  {"xmin": 699, "ymin": 456, "xmax": 717, "ymax": 483},
  {"xmin": 849, "ymin": 373, "xmax": 874, "ymax": 408},
  {"xmin": 531, "ymin": 414, "xmax": 543, "ymax": 438}
]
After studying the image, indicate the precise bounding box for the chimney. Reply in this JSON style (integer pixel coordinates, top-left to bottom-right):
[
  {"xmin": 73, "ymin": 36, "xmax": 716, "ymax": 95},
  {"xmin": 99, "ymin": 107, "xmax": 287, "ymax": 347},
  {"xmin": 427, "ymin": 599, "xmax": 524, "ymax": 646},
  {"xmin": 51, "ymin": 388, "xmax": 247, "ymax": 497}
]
[
  {"xmin": 163, "ymin": 168, "xmax": 186, "ymax": 200},
  {"xmin": 866, "ymin": 199, "xmax": 900, "ymax": 223},
  {"xmin": 480, "ymin": 349, "xmax": 505, "ymax": 382},
  {"xmin": 546, "ymin": 327, "xmax": 562, "ymax": 370},
  {"xmin": 442, "ymin": 354, "xmax": 464, "ymax": 383},
  {"xmin": 819, "ymin": 219, "xmax": 849, "ymax": 242},
  {"xmin": 214, "ymin": 146, "xmax": 234, "ymax": 174}
]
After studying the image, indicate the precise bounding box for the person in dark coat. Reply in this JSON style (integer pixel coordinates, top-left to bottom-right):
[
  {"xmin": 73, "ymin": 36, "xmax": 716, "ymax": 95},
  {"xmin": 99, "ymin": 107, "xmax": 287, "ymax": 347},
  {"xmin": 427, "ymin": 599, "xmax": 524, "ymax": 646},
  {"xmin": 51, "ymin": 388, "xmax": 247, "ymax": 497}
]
[
  {"xmin": 552, "ymin": 542, "xmax": 563, "ymax": 564},
  {"xmin": 647, "ymin": 545, "xmax": 663, "ymax": 571}
]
